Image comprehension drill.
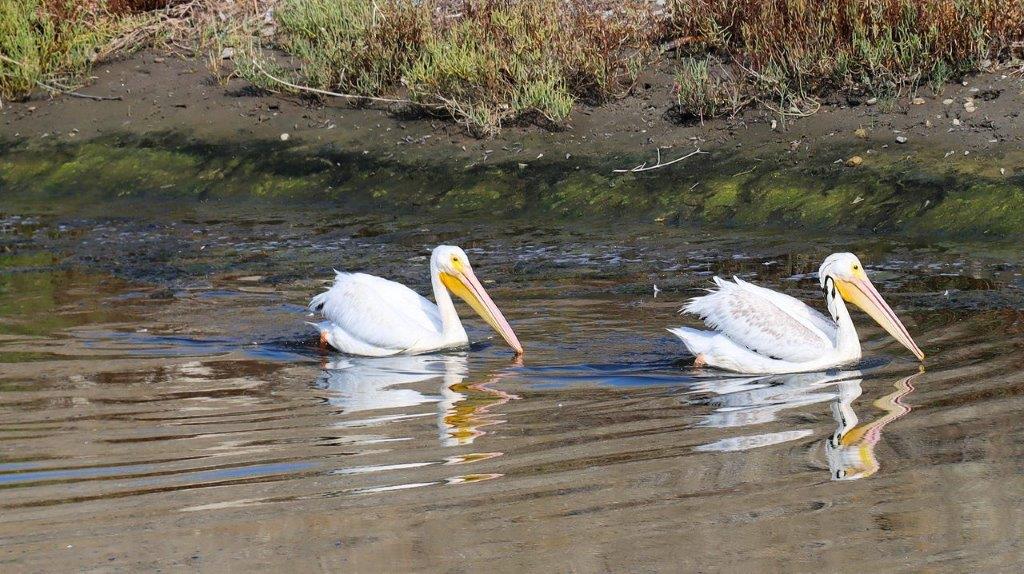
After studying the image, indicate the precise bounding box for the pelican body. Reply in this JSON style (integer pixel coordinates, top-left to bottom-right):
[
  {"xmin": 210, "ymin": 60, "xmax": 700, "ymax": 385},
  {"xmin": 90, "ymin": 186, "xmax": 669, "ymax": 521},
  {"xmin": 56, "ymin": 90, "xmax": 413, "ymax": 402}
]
[
  {"xmin": 309, "ymin": 245, "xmax": 523, "ymax": 357},
  {"xmin": 670, "ymin": 253, "xmax": 924, "ymax": 374}
]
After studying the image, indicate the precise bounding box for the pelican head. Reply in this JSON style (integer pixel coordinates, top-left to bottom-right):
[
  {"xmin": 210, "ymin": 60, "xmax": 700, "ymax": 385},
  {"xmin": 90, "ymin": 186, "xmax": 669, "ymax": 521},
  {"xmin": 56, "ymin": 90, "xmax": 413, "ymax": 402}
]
[
  {"xmin": 432, "ymin": 245, "xmax": 524, "ymax": 355},
  {"xmin": 819, "ymin": 253, "xmax": 924, "ymax": 361}
]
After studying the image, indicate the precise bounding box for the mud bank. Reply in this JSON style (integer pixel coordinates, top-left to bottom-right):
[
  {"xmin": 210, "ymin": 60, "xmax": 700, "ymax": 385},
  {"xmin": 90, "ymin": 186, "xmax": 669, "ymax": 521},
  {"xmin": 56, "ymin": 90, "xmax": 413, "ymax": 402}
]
[
  {"xmin": 2, "ymin": 52, "xmax": 1024, "ymax": 240},
  {"xmin": 3, "ymin": 130, "xmax": 1024, "ymax": 241}
]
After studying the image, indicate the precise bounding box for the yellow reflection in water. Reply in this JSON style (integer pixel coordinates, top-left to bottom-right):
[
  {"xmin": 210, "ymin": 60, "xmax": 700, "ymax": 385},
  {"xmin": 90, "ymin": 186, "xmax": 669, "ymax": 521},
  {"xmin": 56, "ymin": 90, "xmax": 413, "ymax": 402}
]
[
  {"xmin": 440, "ymin": 377, "xmax": 518, "ymax": 447},
  {"xmin": 826, "ymin": 370, "xmax": 920, "ymax": 481}
]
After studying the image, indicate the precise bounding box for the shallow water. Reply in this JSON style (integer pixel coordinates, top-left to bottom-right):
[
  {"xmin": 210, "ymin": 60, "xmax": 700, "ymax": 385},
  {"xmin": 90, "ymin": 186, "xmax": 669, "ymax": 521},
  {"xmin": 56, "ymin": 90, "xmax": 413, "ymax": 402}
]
[{"xmin": 1, "ymin": 204, "xmax": 1023, "ymax": 572}]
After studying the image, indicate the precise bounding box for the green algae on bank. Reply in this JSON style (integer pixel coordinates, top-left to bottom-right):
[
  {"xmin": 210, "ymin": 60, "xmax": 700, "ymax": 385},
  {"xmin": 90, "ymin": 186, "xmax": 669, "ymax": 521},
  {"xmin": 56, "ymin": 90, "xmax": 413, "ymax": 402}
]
[{"xmin": 1, "ymin": 133, "xmax": 1022, "ymax": 240}]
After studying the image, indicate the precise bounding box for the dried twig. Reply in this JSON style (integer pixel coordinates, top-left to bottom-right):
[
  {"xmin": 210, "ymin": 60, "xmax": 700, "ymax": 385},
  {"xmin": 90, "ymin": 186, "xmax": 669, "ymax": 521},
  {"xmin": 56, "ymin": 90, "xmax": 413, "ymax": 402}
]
[
  {"xmin": 613, "ymin": 148, "xmax": 707, "ymax": 173},
  {"xmin": 253, "ymin": 59, "xmax": 433, "ymax": 107},
  {"xmin": 47, "ymin": 86, "xmax": 123, "ymax": 101},
  {"xmin": 0, "ymin": 53, "xmax": 122, "ymax": 103}
]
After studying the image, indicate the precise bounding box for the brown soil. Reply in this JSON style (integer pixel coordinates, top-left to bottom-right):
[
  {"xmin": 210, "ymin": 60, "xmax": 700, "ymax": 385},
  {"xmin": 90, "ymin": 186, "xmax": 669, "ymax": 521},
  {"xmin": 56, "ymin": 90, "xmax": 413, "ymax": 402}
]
[{"xmin": 2, "ymin": 50, "xmax": 1023, "ymax": 167}]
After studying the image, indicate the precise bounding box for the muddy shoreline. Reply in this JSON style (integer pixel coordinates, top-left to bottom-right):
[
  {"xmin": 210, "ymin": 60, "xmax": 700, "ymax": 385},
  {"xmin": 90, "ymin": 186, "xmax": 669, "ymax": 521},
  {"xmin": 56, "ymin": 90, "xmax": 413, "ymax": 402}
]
[{"xmin": 2, "ymin": 51, "xmax": 1024, "ymax": 239}]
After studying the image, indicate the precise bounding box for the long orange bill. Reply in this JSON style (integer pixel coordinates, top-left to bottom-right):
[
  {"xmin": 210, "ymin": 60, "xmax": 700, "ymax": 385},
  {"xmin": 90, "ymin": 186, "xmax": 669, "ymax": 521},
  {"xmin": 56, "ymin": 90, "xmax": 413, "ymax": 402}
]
[
  {"xmin": 441, "ymin": 267, "xmax": 524, "ymax": 356},
  {"xmin": 837, "ymin": 277, "xmax": 924, "ymax": 361}
]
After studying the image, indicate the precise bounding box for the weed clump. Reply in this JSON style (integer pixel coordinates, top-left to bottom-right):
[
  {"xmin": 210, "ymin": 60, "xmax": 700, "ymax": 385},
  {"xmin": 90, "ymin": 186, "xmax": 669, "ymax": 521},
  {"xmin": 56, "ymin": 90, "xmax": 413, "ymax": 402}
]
[
  {"xmin": 273, "ymin": 0, "xmax": 432, "ymax": 96},
  {"xmin": 0, "ymin": 0, "xmax": 179, "ymax": 103},
  {"xmin": 666, "ymin": 0, "xmax": 1024, "ymax": 117},
  {"xmin": 672, "ymin": 56, "xmax": 747, "ymax": 122},
  {"xmin": 0, "ymin": 0, "xmax": 111, "ymax": 101},
  {"xmin": 239, "ymin": 0, "xmax": 654, "ymax": 135}
]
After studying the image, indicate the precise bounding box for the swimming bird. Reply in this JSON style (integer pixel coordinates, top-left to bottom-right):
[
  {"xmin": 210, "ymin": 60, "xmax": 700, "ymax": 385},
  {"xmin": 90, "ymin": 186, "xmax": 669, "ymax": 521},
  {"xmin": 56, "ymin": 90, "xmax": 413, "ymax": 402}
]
[
  {"xmin": 308, "ymin": 245, "xmax": 523, "ymax": 357},
  {"xmin": 669, "ymin": 253, "xmax": 924, "ymax": 374}
]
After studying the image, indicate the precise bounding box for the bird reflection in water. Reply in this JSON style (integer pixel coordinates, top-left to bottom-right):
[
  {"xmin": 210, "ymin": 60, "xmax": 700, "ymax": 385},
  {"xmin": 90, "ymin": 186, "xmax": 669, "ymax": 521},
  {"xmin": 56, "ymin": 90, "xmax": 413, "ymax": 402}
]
[
  {"xmin": 314, "ymin": 353, "xmax": 517, "ymax": 447},
  {"xmin": 827, "ymin": 371, "xmax": 919, "ymax": 481},
  {"xmin": 690, "ymin": 369, "xmax": 919, "ymax": 481}
]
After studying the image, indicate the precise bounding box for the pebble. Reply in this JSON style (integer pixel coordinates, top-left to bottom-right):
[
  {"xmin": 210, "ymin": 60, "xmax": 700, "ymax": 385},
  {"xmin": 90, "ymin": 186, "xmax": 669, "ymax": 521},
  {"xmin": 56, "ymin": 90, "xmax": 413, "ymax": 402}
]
[
  {"xmin": 866, "ymin": 97, "xmax": 878, "ymax": 105},
  {"xmin": 895, "ymin": 136, "xmax": 908, "ymax": 144},
  {"xmin": 925, "ymin": 119, "xmax": 933, "ymax": 128},
  {"xmin": 911, "ymin": 97, "xmax": 925, "ymax": 105},
  {"xmin": 854, "ymin": 128, "xmax": 868, "ymax": 139},
  {"xmin": 942, "ymin": 98, "xmax": 954, "ymax": 105},
  {"xmin": 845, "ymin": 155, "xmax": 863, "ymax": 167},
  {"xmin": 220, "ymin": 47, "xmax": 235, "ymax": 60},
  {"xmin": 280, "ymin": 133, "xmax": 290, "ymax": 141},
  {"xmin": 952, "ymin": 118, "xmax": 961, "ymax": 126}
]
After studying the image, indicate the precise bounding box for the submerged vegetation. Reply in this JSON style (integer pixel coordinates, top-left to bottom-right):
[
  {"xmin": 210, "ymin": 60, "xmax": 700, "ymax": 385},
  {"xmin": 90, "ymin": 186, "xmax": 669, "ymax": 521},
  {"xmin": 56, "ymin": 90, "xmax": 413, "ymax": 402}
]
[
  {"xmin": 2, "ymin": 0, "xmax": 1024, "ymax": 133},
  {"xmin": 4, "ymin": 133, "xmax": 1024, "ymax": 239}
]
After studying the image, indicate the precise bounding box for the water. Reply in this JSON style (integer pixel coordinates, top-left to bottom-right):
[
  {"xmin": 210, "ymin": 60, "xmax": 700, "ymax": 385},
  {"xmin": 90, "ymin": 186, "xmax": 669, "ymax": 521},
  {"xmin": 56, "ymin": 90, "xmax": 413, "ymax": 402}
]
[{"xmin": 2, "ymin": 204, "xmax": 1023, "ymax": 572}]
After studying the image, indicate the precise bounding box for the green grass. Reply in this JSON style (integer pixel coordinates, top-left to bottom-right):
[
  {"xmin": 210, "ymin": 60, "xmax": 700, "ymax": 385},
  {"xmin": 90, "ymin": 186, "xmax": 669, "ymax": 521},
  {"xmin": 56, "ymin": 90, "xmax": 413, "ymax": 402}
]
[
  {"xmin": 667, "ymin": 0, "xmax": 1024, "ymax": 118},
  {"xmin": 673, "ymin": 56, "xmax": 746, "ymax": 121},
  {"xmin": 0, "ymin": 0, "xmax": 169, "ymax": 103},
  {"xmin": 4, "ymin": 0, "xmax": 1024, "ymax": 132},
  {"xmin": 0, "ymin": 0, "xmax": 111, "ymax": 101},
  {"xmin": 232, "ymin": 0, "xmax": 1024, "ymax": 133},
  {"xmin": 238, "ymin": 0, "xmax": 651, "ymax": 135}
]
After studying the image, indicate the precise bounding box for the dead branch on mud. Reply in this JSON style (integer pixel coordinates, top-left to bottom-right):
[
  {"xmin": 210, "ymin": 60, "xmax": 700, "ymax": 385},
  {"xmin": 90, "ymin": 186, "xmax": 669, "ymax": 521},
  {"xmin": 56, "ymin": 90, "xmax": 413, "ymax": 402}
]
[{"xmin": 613, "ymin": 148, "xmax": 707, "ymax": 174}]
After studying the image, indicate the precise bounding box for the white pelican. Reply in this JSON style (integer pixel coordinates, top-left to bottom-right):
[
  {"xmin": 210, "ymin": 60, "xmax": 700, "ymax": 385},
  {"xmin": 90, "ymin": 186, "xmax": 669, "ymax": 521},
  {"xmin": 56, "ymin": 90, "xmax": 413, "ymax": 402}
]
[
  {"xmin": 308, "ymin": 245, "xmax": 523, "ymax": 357},
  {"xmin": 669, "ymin": 253, "xmax": 924, "ymax": 374}
]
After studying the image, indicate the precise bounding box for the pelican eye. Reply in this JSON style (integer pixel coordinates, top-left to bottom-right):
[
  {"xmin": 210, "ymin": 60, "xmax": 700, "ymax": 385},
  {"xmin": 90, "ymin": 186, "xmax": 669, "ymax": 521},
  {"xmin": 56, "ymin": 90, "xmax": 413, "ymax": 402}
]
[{"xmin": 852, "ymin": 264, "xmax": 859, "ymax": 270}]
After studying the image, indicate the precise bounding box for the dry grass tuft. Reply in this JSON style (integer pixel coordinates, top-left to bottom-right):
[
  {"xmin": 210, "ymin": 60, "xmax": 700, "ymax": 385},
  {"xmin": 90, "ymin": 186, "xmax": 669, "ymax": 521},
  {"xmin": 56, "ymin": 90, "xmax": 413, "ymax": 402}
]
[
  {"xmin": 0, "ymin": 0, "xmax": 202, "ymax": 103},
  {"xmin": 229, "ymin": 0, "xmax": 657, "ymax": 135},
  {"xmin": 4, "ymin": 0, "xmax": 1024, "ymax": 131},
  {"xmin": 665, "ymin": 0, "xmax": 1024, "ymax": 118}
]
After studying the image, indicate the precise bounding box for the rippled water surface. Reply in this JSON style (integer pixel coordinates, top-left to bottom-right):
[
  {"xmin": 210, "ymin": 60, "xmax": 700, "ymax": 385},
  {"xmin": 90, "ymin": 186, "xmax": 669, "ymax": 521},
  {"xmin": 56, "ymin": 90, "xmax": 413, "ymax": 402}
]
[{"xmin": 2, "ymin": 203, "xmax": 1024, "ymax": 572}]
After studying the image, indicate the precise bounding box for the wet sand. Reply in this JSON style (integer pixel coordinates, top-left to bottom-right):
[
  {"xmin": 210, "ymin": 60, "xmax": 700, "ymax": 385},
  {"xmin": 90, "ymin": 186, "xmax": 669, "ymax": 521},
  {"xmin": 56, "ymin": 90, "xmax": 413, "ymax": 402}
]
[{"xmin": 2, "ymin": 50, "xmax": 1023, "ymax": 171}]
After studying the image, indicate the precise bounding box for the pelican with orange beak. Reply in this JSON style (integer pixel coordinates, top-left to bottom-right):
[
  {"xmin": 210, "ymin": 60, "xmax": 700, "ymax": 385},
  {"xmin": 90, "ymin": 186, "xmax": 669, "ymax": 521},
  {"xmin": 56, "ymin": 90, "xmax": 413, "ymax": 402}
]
[
  {"xmin": 669, "ymin": 253, "xmax": 924, "ymax": 373},
  {"xmin": 308, "ymin": 245, "xmax": 523, "ymax": 357}
]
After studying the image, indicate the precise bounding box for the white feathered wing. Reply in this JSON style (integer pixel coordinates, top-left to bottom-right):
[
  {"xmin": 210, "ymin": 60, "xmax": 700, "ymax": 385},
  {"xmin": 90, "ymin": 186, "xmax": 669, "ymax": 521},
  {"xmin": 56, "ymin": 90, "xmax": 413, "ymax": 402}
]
[
  {"xmin": 677, "ymin": 276, "xmax": 836, "ymax": 362},
  {"xmin": 309, "ymin": 272, "xmax": 444, "ymax": 355}
]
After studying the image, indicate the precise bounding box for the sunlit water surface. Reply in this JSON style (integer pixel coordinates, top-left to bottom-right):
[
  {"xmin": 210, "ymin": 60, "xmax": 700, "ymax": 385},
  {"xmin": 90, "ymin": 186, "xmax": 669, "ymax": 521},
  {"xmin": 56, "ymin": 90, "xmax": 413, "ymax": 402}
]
[{"xmin": 1, "ymin": 205, "xmax": 1023, "ymax": 572}]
